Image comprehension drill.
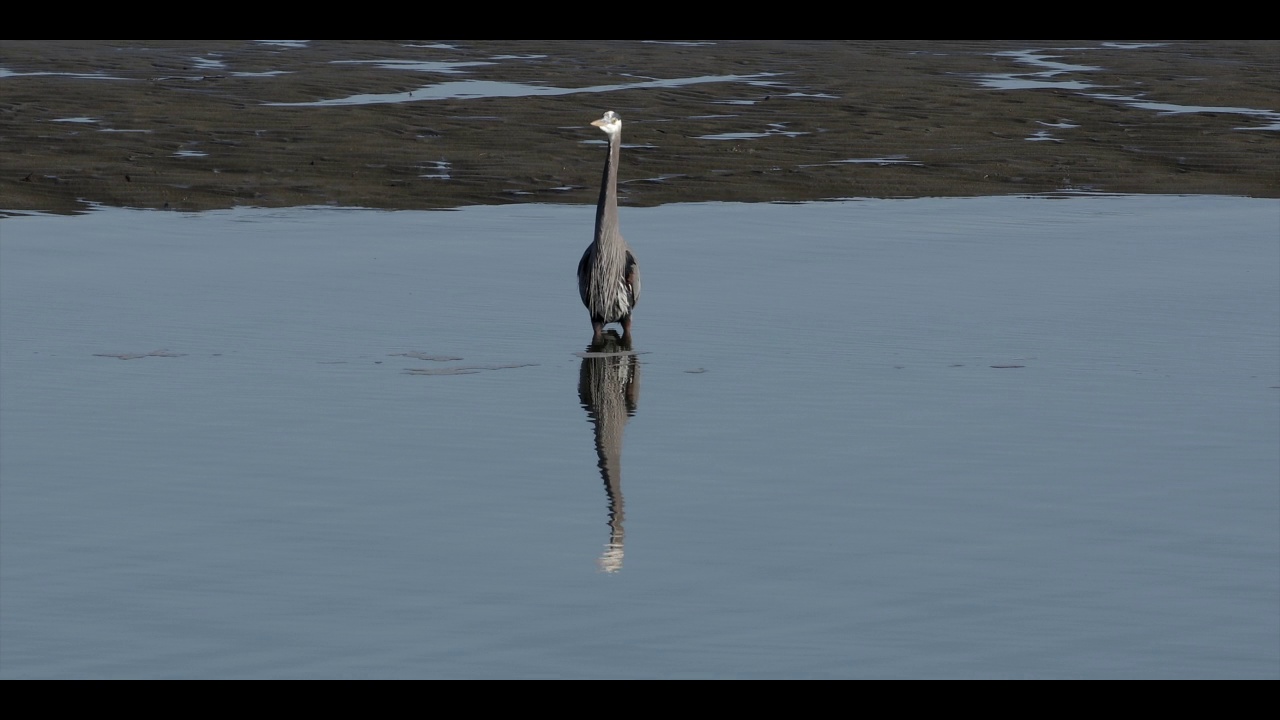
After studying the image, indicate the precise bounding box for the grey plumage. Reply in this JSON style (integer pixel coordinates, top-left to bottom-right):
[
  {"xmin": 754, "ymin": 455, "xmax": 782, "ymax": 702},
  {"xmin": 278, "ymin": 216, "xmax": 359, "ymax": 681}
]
[{"xmin": 578, "ymin": 111, "xmax": 641, "ymax": 345}]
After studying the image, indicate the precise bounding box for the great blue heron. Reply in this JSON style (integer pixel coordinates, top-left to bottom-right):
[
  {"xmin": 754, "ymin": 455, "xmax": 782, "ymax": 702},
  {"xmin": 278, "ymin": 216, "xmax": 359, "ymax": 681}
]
[{"xmin": 578, "ymin": 110, "xmax": 640, "ymax": 346}]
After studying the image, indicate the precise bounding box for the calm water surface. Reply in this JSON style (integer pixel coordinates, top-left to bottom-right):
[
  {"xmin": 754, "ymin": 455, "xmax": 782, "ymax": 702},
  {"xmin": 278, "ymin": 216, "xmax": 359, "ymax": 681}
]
[{"xmin": 1, "ymin": 195, "xmax": 1277, "ymax": 678}]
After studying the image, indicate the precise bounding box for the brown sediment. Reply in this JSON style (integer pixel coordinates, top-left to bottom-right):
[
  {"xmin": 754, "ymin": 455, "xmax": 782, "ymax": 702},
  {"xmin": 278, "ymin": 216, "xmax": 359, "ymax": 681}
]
[{"xmin": 2, "ymin": 40, "xmax": 1276, "ymax": 216}]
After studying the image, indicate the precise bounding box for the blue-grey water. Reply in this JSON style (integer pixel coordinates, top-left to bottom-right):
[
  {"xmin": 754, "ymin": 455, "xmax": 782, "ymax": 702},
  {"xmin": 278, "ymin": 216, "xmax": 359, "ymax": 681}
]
[{"xmin": 1, "ymin": 195, "xmax": 1277, "ymax": 678}]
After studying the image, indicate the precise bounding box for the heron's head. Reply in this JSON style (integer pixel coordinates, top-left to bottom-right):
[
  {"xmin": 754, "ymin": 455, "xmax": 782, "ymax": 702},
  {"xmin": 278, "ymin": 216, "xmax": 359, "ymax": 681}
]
[{"xmin": 591, "ymin": 110, "xmax": 622, "ymax": 136}]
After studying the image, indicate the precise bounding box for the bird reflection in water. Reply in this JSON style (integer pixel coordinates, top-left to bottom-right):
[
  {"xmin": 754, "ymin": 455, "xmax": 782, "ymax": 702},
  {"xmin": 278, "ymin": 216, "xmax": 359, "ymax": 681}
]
[{"xmin": 578, "ymin": 330, "xmax": 640, "ymax": 573}]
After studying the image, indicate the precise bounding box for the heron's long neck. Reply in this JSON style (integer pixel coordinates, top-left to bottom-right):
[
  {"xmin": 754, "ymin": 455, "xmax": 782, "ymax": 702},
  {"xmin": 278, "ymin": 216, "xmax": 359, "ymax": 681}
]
[{"xmin": 594, "ymin": 131, "xmax": 621, "ymax": 244}]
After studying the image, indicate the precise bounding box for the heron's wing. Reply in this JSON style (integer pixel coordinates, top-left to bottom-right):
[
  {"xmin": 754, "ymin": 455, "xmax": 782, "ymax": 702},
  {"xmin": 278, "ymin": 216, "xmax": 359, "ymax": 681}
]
[
  {"xmin": 577, "ymin": 246, "xmax": 593, "ymax": 307},
  {"xmin": 624, "ymin": 250, "xmax": 640, "ymax": 307}
]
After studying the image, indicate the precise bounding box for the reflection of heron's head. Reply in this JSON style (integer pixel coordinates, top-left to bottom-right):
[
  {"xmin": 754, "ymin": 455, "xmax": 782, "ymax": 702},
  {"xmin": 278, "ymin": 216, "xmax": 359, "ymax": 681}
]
[{"xmin": 598, "ymin": 542, "xmax": 624, "ymax": 574}]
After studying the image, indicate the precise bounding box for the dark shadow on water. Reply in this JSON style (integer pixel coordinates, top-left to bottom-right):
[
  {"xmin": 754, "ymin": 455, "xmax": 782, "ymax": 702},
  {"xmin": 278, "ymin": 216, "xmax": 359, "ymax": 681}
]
[{"xmin": 577, "ymin": 330, "xmax": 641, "ymax": 573}]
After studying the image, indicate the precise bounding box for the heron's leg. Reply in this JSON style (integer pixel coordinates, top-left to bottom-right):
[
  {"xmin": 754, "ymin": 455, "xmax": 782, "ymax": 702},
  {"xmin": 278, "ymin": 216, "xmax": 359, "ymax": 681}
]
[
  {"xmin": 592, "ymin": 319, "xmax": 605, "ymax": 345},
  {"xmin": 620, "ymin": 315, "xmax": 632, "ymax": 339}
]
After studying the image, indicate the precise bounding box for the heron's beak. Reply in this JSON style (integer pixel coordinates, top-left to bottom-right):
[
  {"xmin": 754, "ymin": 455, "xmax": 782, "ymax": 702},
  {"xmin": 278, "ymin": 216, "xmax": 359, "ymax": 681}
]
[{"xmin": 591, "ymin": 118, "xmax": 606, "ymax": 128}]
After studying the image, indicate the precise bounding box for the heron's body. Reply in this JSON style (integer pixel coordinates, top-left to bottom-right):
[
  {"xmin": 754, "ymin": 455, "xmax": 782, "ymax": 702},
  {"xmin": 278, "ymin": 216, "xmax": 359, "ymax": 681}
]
[{"xmin": 578, "ymin": 111, "xmax": 640, "ymax": 345}]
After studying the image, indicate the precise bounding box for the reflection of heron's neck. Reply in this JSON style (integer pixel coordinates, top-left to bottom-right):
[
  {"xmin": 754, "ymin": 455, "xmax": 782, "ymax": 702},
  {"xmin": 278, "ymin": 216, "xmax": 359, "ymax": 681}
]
[
  {"xmin": 589, "ymin": 357, "xmax": 628, "ymax": 560},
  {"xmin": 598, "ymin": 456, "xmax": 626, "ymax": 574},
  {"xmin": 592, "ymin": 381, "xmax": 627, "ymax": 573}
]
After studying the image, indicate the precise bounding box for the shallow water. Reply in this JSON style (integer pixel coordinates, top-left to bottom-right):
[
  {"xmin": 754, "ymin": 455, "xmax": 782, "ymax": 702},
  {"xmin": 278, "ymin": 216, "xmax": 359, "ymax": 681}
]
[{"xmin": 1, "ymin": 195, "xmax": 1277, "ymax": 678}]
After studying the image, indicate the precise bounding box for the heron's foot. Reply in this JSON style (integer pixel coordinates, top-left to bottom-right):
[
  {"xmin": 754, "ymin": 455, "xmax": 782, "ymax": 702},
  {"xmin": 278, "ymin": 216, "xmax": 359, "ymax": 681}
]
[{"xmin": 588, "ymin": 328, "xmax": 628, "ymax": 353}]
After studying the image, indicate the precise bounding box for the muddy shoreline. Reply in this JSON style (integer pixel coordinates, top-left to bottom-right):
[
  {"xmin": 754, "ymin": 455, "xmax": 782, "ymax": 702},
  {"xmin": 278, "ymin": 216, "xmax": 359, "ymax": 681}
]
[{"xmin": 2, "ymin": 40, "xmax": 1277, "ymax": 216}]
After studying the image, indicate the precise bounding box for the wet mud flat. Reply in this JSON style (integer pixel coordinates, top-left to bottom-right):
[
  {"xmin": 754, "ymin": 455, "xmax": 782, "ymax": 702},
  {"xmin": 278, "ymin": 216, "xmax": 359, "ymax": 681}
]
[{"xmin": 1, "ymin": 40, "xmax": 1277, "ymax": 215}]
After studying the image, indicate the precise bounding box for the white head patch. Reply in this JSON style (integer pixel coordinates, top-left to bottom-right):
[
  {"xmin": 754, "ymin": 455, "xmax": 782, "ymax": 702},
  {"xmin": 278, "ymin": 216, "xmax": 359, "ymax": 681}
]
[{"xmin": 592, "ymin": 110, "xmax": 622, "ymax": 135}]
